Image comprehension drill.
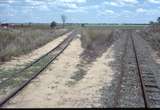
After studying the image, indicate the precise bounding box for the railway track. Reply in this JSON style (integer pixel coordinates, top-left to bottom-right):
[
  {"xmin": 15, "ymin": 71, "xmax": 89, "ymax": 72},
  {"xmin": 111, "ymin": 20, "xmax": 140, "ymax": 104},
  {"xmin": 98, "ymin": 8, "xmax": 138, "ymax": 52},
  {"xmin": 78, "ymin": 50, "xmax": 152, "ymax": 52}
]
[
  {"xmin": 113, "ymin": 30, "xmax": 160, "ymax": 108},
  {"xmin": 0, "ymin": 30, "xmax": 76, "ymax": 107},
  {"xmin": 131, "ymin": 31, "xmax": 160, "ymax": 108},
  {"xmin": 113, "ymin": 31, "xmax": 129, "ymax": 107}
]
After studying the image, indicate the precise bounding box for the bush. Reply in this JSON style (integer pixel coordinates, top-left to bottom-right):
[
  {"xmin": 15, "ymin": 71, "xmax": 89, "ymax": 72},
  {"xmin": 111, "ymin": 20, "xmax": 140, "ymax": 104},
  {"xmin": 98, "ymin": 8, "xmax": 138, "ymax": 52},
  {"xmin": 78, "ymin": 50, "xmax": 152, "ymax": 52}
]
[{"xmin": 50, "ymin": 21, "xmax": 57, "ymax": 28}]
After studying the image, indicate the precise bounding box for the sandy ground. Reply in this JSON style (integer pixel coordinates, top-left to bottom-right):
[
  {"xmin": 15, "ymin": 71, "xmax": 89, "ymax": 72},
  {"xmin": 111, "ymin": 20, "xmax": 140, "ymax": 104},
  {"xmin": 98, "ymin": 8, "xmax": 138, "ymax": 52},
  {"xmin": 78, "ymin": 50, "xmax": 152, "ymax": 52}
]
[
  {"xmin": 0, "ymin": 31, "xmax": 72, "ymax": 70},
  {"xmin": 3, "ymin": 31, "xmax": 122, "ymax": 108}
]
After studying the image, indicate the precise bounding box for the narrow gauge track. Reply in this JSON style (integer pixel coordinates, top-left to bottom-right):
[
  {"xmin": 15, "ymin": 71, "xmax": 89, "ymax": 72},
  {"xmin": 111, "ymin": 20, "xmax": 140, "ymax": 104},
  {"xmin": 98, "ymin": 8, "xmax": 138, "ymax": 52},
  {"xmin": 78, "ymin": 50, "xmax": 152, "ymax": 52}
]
[
  {"xmin": 113, "ymin": 31, "xmax": 129, "ymax": 107},
  {"xmin": 131, "ymin": 31, "xmax": 160, "ymax": 108},
  {"xmin": 0, "ymin": 30, "xmax": 76, "ymax": 107}
]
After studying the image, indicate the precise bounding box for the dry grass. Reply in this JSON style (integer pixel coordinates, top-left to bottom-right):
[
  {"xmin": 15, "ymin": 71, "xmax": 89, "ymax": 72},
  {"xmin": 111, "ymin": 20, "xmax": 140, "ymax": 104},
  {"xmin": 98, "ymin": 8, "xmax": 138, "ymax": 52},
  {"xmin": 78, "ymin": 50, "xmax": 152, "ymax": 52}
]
[
  {"xmin": 81, "ymin": 28, "xmax": 113, "ymax": 49},
  {"xmin": 79, "ymin": 28, "xmax": 117, "ymax": 62},
  {"xmin": 139, "ymin": 27, "xmax": 160, "ymax": 56},
  {"xmin": 66, "ymin": 28, "xmax": 118, "ymax": 86},
  {"xmin": 0, "ymin": 28, "xmax": 69, "ymax": 63},
  {"xmin": 80, "ymin": 28, "xmax": 115, "ymax": 50}
]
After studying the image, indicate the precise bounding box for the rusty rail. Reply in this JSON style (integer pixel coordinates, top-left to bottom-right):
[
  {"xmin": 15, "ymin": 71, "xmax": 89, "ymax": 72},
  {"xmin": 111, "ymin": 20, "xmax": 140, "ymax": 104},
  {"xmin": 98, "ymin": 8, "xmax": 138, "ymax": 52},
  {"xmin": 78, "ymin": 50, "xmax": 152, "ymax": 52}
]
[{"xmin": 130, "ymin": 31, "xmax": 150, "ymax": 108}]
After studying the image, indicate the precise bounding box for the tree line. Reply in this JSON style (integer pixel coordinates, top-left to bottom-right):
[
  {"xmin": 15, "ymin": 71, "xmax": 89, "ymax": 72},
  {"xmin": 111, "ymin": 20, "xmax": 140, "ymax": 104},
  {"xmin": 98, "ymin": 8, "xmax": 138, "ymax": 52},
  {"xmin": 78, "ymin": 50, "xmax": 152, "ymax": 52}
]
[{"xmin": 150, "ymin": 17, "xmax": 160, "ymax": 24}]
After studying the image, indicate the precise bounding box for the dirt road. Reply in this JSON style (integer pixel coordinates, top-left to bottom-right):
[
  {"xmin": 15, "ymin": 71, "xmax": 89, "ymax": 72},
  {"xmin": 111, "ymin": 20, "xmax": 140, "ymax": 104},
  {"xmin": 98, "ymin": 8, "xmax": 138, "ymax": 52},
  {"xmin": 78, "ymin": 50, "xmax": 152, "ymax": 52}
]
[{"xmin": 2, "ymin": 30, "xmax": 160, "ymax": 108}]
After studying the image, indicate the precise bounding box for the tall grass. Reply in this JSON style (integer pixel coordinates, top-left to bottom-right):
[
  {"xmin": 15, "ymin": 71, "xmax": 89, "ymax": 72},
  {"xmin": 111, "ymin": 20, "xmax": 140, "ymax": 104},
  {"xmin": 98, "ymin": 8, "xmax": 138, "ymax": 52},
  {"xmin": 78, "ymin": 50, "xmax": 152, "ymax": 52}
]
[
  {"xmin": 80, "ymin": 28, "xmax": 117, "ymax": 62},
  {"xmin": 0, "ymin": 28, "xmax": 69, "ymax": 63},
  {"xmin": 81, "ymin": 28, "xmax": 113, "ymax": 49}
]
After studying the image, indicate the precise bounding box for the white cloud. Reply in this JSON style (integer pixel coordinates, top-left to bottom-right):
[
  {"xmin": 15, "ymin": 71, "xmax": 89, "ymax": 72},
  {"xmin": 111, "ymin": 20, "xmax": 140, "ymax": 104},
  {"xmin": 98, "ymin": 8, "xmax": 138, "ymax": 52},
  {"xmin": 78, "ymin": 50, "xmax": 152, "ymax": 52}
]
[
  {"xmin": 104, "ymin": 1, "xmax": 119, "ymax": 6},
  {"xmin": 58, "ymin": 0, "xmax": 86, "ymax": 3},
  {"xmin": 99, "ymin": 9, "xmax": 115, "ymax": 15},
  {"xmin": 105, "ymin": 10, "xmax": 114, "ymax": 14},
  {"xmin": 122, "ymin": 0, "xmax": 138, "ymax": 4},
  {"xmin": 57, "ymin": 3, "xmax": 79, "ymax": 9},
  {"xmin": 25, "ymin": 0, "xmax": 44, "ymax": 6},
  {"xmin": 104, "ymin": 0, "xmax": 138, "ymax": 7},
  {"xmin": 49, "ymin": 0, "xmax": 87, "ymax": 9},
  {"xmin": 25, "ymin": 0, "xmax": 51, "ymax": 11},
  {"xmin": 65, "ymin": 8, "xmax": 87, "ymax": 13},
  {"xmin": 8, "ymin": 0, "xmax": 15, "ymax": 4},
  {"xmin": 136, "ymin": 8, "xmax": 148, "ymax": 13},
  {"xmin": 0, "ymin": 0, "xmax": 15, "ymax": 4},
  {"xmin": 87, "ymin": 5, "xmax": 100, "ymax": 9},
  {"xmin": 147, "ymin": 0, "xmax": 160, "ymax": 4},
  {"xmin": 135, "ymin": 8, "xmax": 159, "ymax": 16},
  {"xmin": 39, "ymin": 5, "xmax": 50, "ymax": 11}
]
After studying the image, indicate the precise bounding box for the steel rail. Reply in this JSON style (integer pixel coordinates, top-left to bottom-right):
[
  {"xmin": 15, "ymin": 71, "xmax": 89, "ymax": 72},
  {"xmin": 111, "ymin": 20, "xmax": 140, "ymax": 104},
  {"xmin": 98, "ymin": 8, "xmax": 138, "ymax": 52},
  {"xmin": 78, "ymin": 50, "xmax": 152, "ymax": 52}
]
[
  {"xmin": 130, "ymin": 31, "xmax": 150, "ymax": 108},
  {"xmin": 0, "ymin": 30, "xmax": 71, "ymax": 86},
  {"xmin": 0, "ymin": 31, "xmax": 76, "ymax": 107}
]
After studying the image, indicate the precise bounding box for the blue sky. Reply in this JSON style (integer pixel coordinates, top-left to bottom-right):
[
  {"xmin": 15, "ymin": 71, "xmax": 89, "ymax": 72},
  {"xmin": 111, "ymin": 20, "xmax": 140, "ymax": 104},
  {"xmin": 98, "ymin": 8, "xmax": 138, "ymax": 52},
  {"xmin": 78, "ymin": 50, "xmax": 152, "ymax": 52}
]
[{"xmin": 0, "ymin": 0, "xmax": 160, "ymax": 23}]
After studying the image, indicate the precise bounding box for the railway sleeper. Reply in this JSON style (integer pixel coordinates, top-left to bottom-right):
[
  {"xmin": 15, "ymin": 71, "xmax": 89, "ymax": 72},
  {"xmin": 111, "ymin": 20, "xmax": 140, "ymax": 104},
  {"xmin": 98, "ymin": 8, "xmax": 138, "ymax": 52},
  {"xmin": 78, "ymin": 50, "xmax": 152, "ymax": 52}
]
[
  {"xmin": 148, "ymin": 95, "xmax": 160, "ymax": 103},
  {"xmin": 142, "ymin": 70, "xmax": 154, "ymax": 74},
  {"xmin": 136, "ymin": 58, "xmax": 148, "ymax": 61},
  {"xmin": 146, "ymin": 88, "xmax": 160, "ymax": 93},
  {"xmin": 145, "ymin": 84, "xmax": 159, "ymax": 89},
  {"xmin": 148, "ymin": 93, "xmax": 160, "ymax": 98},
  {"xmin": 150, "ymin": 98, "xmax": 160, "ymax": 103},
  {"xmin": 139, "ymin": 65, "xmax": 152, "ymax": 68},
  {"xmin": 142, "ymin": 78, "xmax": 155, "ymax": 82},
  {"xmin": 143, "ymin": 72, "xmax": 154, "ymax": 75},
  {"xmin": 144, "ymin": 79, "xmax": 157, "ymax": 83},
  {"xmin": 143, "ymin": 75, "xmax": 155, "ymax": 79},
  {"xmin": 142, "ymin": 75, "xmax": 155, "ymax": 79},
  {"xmin": 149, "ymin": 102, "xmax": 160, "ymax": 108}
]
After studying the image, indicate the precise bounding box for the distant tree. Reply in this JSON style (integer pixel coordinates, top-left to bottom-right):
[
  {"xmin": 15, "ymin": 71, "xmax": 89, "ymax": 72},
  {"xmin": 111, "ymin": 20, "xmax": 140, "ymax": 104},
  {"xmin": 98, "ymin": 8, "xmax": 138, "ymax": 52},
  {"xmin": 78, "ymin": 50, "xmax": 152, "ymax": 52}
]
[
  {"xmin": 61, "ymin": 15, "xmax": 67, "ymax": 28},
  {"xmin": 81, "ymin": 23, "xmax": 85, "ymax": 27},
  {"xmin": 149, "ymin": 21, "xmax": 154, "ymax": 25},
  {"xmin": 28, "ymin": 22, "xmax": 32, "ymax": 26},
  {"xmin": 50, "ymin": 21, "xmax": 57, "ymax": 28},
  {"xmin": 157, "ymin": 17, "xmax": 160, "ymax": 24}
]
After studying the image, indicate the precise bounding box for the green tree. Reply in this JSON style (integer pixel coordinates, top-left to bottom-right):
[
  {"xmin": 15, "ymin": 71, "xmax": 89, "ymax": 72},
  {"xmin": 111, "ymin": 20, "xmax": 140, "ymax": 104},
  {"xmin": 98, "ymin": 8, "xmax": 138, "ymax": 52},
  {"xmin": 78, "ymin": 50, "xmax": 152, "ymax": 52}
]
[
  {"xmin": 149, "ymin": 21, "xmax": 154, "ymax": 25},
  {"xmin": 81, "ymin": 23, "xmax": 85, "ymax": 27},
  {"xmin": 157, "ymin": 17, "xmax": 160, "ymax": 24},
  {"xmin": 50, "ymin": 21, "xmax": 57, "ymax": 28}
]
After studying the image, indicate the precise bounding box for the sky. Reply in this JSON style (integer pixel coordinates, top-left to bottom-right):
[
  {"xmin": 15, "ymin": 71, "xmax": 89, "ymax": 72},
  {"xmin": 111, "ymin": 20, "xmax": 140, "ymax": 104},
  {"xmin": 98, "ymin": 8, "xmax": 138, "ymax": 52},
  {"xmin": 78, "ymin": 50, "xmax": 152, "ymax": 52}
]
[{"xmin": 0, "ymin": 0, "xmax": 160, "ymax": 23}]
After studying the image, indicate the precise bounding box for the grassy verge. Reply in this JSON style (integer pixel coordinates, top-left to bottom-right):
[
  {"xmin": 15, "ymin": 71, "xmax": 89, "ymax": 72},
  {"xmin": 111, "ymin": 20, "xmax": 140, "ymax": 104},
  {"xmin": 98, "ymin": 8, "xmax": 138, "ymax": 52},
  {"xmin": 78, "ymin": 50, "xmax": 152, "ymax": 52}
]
[
  {"xmin": 80, "ymin": 28, "xmax": 113, "ymax": 49},
  {"xmin": 0, "ymin": 28, "xmax": 69, "ymax": 63},
  {"xmin": 66, "ymin": 28, "xmax": 118, "ymax": 86},
  {"xmin": 139, "ymin": 29, "xmax": 160, "ymax": 56}
]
